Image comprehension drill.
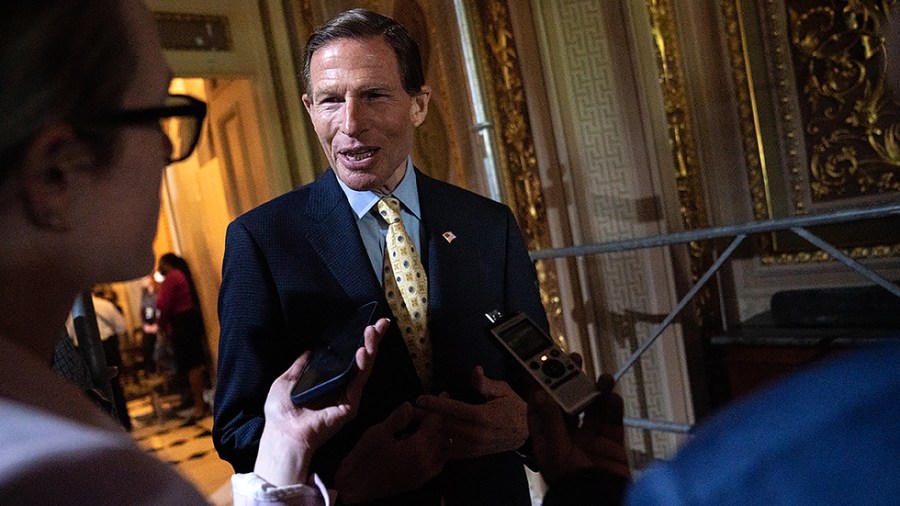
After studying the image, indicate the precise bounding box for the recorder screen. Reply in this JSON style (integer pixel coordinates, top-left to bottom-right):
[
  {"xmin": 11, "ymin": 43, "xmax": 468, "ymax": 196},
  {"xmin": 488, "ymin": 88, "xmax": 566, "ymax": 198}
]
[{"xmin": 501, "ymin": 319, "xmax": 549, "ymax": 359}]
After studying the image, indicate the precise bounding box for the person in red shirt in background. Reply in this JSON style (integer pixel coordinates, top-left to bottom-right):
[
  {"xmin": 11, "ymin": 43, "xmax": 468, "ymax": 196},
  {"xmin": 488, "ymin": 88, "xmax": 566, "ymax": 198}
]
[{"xmin": 156, "ymin": 252, "xmax": 209, "ymax": 420}]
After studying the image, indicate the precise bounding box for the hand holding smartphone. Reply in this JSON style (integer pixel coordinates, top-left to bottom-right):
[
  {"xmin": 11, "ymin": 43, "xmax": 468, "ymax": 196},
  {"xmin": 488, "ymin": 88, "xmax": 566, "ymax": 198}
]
[{"xmin": 291, "ymin": 301, "xmax": 380, "ymax": 406}]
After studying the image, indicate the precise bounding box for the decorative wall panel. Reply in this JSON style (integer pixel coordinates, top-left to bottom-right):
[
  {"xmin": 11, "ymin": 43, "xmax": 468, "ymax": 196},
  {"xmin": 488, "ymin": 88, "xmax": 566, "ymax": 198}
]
[{"xmin": 723, "ymin": 0, "xmax": 900, "ymax": 264}]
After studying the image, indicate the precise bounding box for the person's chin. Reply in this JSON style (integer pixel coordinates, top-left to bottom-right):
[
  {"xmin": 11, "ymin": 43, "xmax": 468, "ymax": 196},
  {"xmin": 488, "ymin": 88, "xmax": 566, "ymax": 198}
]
[
  {"xmin": 338, "ymin": 168, "xmax": 382, "ymax": 192},
  {"xmin": 106, "ymin": 249, "xmax": 156, "ymax": 283}
]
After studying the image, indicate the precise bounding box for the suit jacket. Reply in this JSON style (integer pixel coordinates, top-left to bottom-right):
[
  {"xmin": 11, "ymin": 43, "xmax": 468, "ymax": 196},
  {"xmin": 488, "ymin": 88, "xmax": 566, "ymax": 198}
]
[{"xmin": 213, "ymin": 168, "xmax": 549, "ymax": 505}]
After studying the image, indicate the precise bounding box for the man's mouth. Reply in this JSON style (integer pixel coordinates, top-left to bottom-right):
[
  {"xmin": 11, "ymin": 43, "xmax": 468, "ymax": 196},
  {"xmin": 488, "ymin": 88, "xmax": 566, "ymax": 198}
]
[{"xmin": 342, "ymin": 148, "xmax": 377, "ymax": 161}]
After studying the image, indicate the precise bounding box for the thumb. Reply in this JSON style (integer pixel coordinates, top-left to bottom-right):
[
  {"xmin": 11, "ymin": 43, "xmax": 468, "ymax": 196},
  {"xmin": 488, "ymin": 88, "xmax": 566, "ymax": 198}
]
[
  {"xmin": 526, "ymin": 388, "xmax": 569, "ymax": 456},
  {"xmin": 379, "ymin": 402, "xmax": 418, "ymax": 433},
  {"xmin": 272, "ymin": 351, "xmax": 310, "ymax": 396},
  {"xmin": 470, "ymin": 365, "xmax": 512, "ymax": 399}
]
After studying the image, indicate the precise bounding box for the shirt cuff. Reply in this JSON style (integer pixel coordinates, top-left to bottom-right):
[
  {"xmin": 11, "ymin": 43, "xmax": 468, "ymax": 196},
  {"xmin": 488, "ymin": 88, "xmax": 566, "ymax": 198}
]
[{"xmin": 231, "ymin": 472, "xmax": 336, "ymax": 506}]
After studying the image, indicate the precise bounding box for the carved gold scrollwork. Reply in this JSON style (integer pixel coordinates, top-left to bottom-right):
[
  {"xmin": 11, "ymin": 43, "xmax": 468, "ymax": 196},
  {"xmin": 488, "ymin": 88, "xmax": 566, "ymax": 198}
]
[
  {"xmin": 469, "ymin": 0, "xmax": 567, "ymax": 347},
  {"xmin": 789, "ymin": 0, "xmax": 900, "ymax": 201},
  {"xmin": 723, "ymin": 0, "xmax": 900, "ymax": 264}
]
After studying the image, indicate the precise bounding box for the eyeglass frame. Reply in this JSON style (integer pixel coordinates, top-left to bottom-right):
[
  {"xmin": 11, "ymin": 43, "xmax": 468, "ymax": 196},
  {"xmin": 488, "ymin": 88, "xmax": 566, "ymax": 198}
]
[{"xmin": 105, "ymin": 93, "xmax": 207, "ymax": 164}]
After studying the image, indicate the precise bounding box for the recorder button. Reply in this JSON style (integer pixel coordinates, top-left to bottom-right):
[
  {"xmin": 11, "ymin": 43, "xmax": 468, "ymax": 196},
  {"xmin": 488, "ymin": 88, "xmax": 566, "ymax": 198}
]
[{"xmin": 542, "ymin": 359, "xmax": 566, "ymax": 378}]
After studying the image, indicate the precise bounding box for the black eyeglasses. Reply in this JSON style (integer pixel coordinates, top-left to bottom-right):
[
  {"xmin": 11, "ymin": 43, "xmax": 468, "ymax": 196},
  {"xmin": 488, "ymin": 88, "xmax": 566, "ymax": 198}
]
[{"xmin": 108, "ymin": 94, "xmax": 207, "ymax": 164}]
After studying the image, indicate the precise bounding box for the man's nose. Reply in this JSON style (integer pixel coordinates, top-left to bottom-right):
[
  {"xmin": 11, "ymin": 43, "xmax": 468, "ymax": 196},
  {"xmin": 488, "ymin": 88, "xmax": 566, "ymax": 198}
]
[{"xmin": 340, "ymin": 98, "xmax": 364, "ymax": 135}]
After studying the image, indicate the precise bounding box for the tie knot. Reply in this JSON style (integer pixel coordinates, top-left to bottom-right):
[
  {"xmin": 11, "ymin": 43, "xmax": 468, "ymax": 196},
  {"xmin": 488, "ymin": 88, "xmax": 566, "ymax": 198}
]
[{"xmin": 377, "ymin": 197, "xmax": 402, "ymax": 224}]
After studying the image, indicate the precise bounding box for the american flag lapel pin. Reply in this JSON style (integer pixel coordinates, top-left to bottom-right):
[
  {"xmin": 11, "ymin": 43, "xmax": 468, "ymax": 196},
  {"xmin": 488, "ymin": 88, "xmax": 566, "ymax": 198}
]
[{"xmin": 442, "ymin": 231, "xmax": 457, "ymax": 244}]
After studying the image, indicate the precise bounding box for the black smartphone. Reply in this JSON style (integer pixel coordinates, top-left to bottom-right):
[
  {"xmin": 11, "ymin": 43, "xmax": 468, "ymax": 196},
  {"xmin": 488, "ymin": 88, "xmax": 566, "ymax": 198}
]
[
  {"xmin": 486, "ymin": 309, "xmax": 600, "ymax": 415},
  {"xmin": 290, "ymin": 301, "xmax": 379, "ymax": 406}
]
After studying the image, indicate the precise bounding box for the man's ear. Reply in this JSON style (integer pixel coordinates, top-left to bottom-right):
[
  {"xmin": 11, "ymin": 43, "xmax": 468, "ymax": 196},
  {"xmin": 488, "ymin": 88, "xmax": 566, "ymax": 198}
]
[
  {"xmin": 410, "ymin": 85, "xmax": 430, "ymax": 127},
  {"xmin": 18, "ymin": 123, "xmax": 94, "ymax": 232}
]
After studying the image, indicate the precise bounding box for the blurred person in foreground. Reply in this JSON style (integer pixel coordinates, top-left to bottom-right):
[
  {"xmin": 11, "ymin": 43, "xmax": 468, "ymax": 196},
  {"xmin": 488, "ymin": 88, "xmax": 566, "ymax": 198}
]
[
  {"xmin": 529, "ymin": 343, "xmax": 900, "ymax": 505},
  {"xmin": 0, "ymin": 1, "xmax": 386, "ymax": 504}
]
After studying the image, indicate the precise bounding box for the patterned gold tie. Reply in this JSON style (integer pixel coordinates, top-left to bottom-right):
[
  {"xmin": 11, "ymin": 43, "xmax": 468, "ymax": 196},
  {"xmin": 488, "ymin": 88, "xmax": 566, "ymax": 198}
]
[{"xmin": 377, "ymin": 196, "xmax": 432, "ymax": 389}]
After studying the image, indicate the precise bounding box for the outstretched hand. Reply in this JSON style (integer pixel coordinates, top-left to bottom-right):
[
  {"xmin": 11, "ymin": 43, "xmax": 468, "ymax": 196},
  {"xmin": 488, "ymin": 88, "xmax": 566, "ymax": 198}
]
[
  {"xmin": 334, "ymin": 401, "xmax": 448, "ymax": 503},
  {"xmin": 415, "ymin": 366, "xmax": 529, "ymax": 460},
  {"xmin": 253, "ymin": 317, "xmax": 390, "ymax": 486},
  {"xmin": 527, "ymin": 372, "xmax": 630, "ymax": 484}
]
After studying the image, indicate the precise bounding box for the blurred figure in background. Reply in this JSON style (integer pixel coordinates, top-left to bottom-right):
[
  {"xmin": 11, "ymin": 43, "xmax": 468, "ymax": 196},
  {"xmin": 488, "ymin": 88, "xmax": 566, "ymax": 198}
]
[
  {"xmin": 156, "ymin": 252, "xmax": 210, "ymax": 420},
  {"xmin": 139, "ymin": 274, "xmax": 159, "ymax": 375}
]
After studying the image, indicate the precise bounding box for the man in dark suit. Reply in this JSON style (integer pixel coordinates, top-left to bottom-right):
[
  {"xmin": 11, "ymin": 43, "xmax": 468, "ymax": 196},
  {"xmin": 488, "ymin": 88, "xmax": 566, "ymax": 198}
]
[{"xmin": 213, "ymin": 8, "xmax": 549, "ymax": 505}]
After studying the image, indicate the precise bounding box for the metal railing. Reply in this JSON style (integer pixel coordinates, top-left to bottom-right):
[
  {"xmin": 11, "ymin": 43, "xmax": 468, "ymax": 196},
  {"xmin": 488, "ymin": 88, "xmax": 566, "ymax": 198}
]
[{"xmin": 531, "ymin": 202, "xmax": 900, "ymax": 434}]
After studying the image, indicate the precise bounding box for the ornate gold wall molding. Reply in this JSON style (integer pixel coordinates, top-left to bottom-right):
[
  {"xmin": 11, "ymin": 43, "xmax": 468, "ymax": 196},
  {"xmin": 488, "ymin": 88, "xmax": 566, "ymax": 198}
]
[
  {"xmin": 789, "ymin": 1, "xmax": 900, "ymax": 201},
  {"xmin": 722, "ymin": 0, "xmax": 900, "ymax": 264},
  {"xmin": 644, "ymin": 0, "xmax": 717, "ymax": 327},
  {"xmin": 468, "ymin": 0, "xmax": 567, "ymax": 347},
  {"xmin": 721, "ymin": 0, "xmax": 776, "ymax": 221}
]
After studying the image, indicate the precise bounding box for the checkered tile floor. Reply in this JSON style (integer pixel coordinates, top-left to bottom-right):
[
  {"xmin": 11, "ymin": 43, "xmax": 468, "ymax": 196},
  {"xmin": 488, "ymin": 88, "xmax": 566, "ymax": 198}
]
[{"xmin": 129, "ymin": 396, "xmax": 233, "ymax": 504}]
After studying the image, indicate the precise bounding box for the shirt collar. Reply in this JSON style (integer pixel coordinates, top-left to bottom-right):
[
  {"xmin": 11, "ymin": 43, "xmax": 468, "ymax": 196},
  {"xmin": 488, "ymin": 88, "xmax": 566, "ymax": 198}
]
[{"xmin": 337, "ymin": 158, "xmax": 421, "ymax": 220}]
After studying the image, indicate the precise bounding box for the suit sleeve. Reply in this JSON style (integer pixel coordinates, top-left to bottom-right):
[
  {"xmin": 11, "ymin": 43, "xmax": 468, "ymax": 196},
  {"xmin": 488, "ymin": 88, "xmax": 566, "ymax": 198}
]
[
  {"xmin": 213, "ymin": 219, "xmax": 287, "ymax": 473},
  {"xmin": 501, "ymin": 206, "xmax": 550, "ymax": 469},
  {"xmin": 501, "ymin": 207, "xmax": 550, "ymax": 334}
]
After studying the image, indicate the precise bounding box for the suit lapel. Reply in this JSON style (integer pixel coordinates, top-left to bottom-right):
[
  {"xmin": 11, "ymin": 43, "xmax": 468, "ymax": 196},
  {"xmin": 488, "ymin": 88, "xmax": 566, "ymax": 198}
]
[
  {"xmin": 305, "ymin": 170, "xmax": 382, "ymax": 302},
  {"xmin": 417, "ymin": 171, "xmax": 463, "ymax": 324}
]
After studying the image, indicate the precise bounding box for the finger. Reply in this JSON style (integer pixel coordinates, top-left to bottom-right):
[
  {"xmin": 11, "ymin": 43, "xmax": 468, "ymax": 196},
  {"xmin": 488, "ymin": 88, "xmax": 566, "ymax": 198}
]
[
  {"xmin": 583, "ymin": 390, "xmax": 625, "ymax": 435},
  {"xmin": 357, "ymin": 318, "xmax": 388, "ymax": 372},
  {"xmin": 367, "ymin": 318, "xmax": 390, "ymax": 353},
  {"xmin": 576, "ymin": 436, "xmax": 631, "ymax": 478},
  {"xmin": 601, "ymin": 391, "xmax": 626, "ymax": 442},
  {"xmin": 379, "ymin": 402, "xmax": 420, "ymax": 434},
  {"xmin": 346, "ymin": 319, "xmax": 389, "ymax": 404},
  {"xmin": 417, "ymin": 409, "xmax": 444, "ymax": 436},
  {"xmin": 264, "ymin": 352, "xmax": 310, "ymax": 415},
  {"xmin": 403, "ymin": 411, "xmax": 450, "ymax": 467},
  {"xmin": 526, "ymin": 389, "xmax": 569, "ymax": 454},
  {"xmin": 344, "ymin": 349, "xmax": 370, "ymax": 407},
  {"xmin": 414, "ymin": 410, "xmax": 452, "ymax": 453},
  {"xmin": 416, "ymin": 394, "xmax": 482, "ymax": 422},
  {"xmin": 569, "ymin": 352, "xmax": 583, "ymax": 370},
  {"xmin": 595, "ymin": 373, "xmax": 615, "ymax": 393},
  {"xmin": 527, "ymin": 388, "xmax": 563, "ymax": 436},
  {"xmin": 470, "ymin": 366, "xmax": 515, "ymax": 399},
  {"xmin": 275, "ymin": 351, "xmax": 311, "ymax": 391},
  {"xmin": 414, "ymin": 394, "xmax": 485, "ymax": 437}
]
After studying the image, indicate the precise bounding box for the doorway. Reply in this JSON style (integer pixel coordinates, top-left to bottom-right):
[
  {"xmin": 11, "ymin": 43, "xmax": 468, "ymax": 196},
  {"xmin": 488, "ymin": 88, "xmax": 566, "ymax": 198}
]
[{"xmin": 111, "ymin": 76, "xmax": 271, "ymax": 385}]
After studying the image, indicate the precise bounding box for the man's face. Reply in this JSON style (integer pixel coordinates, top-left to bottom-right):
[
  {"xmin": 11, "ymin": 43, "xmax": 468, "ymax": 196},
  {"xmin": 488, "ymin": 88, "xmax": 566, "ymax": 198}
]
[{"xmin": 302, "ymin": 36, "xmax": 430, "ymax": 194}]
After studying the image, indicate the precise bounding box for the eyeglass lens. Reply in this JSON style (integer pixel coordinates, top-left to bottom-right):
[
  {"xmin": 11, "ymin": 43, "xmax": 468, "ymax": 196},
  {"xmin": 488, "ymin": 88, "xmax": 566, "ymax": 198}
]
[{"xmin": 160, "ymin": 95, "xmax": 204, "ymax": 163}]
